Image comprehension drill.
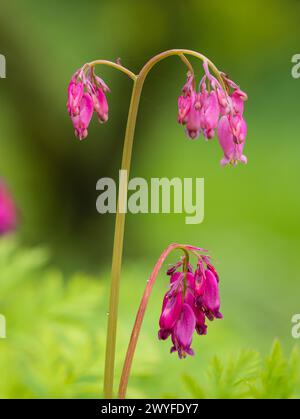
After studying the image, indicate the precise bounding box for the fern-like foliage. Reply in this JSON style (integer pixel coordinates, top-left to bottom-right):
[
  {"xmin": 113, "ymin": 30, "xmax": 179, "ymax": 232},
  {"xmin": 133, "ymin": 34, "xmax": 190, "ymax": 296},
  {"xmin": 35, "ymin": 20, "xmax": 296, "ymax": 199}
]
[
  {"xmin": 0, "ymin": 238, "xmax": 299, "ymax": 399},
  {"xmin": 183, "ymin": 342, "xmax": 300, "ymax": 399}
]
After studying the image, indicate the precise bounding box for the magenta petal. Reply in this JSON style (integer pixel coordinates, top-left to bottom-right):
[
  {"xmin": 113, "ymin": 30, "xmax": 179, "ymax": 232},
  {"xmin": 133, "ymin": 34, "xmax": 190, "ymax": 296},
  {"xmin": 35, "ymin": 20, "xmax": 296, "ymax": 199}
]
[
  {"xmin": 231, "ymin": 90, "xmax": 245, "ymax": 115},
  {"xmin": 218, "ymin": 115, "xmax": 233, "ymax": 156},
  {"xmin": 197, "ymin": 269, "xmax": 222, "ymax": 320},
  {"xmin": 170, "ymin": 271, "xmax": 183, "ymax": 285},
  {"xmin": 216, "ymin": 87, "xmax": 231, "ymax": 115},
  {"xmin": 67, "ymin": 80, "xmax": 84, "ymax": 116},
  {"xmin": 186, "ymin": 272, "xmax": 195, "ymax": 289},
  {"xmin": 172, "ymin": 304, "xmax": 196, "ymax": 358},
  {"xmin": 206, "ymin": 263, "xmax": 220, "ymax": 283},
  {"xmin": 185, "ymin": 93, "xmax": 201, "ymax": 139},
  {"xmin": 201, "ymin": 91, "xmax": 220, "ymax": 139},
  {"xmin": 159, "ymin": 290, "xmax": 183, "ymax": 332},
  {"xmin": 194, "ymin": 308, "xmax": 207, "ymax": 335},
  {"xmin": 184, "ymin": 287, "xmax": 195, "ymax": 307},
  {"xmin": 178, "ymin": 95, "xmax": 192, "ymax": 125},
  {"xmin": 71, "ymin": 93, "xmax": 94, "ymax": 140},
  {"xmin": 94, "ymin": 75, "xmax": 110, "ymax": 92},
  {"xmin": 231, "ymin": 114, "xmax": 247, "ymax": 143},
  {"xmin": 217, "ymin": 115, "xmax": 247, "ymax": 165},
  {"xmin": 94, "ymin": 88, "xmax": 109, "ymax": 123}
]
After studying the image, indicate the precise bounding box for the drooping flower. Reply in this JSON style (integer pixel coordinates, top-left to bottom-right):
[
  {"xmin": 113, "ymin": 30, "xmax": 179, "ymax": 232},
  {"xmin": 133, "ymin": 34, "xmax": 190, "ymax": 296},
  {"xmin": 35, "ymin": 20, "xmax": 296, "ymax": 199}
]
[
  {"xmin": 218, "ymin": 114, "xmax": 247, "ymax": 166},
  {"xmin": 67, "ymin": 74, "xmax": 84, "ymax": 117},
  {"xmin": 231, "ymin": 89, "xmax": 247, "ymax": 115},
  {"xmin": 0, "ymin": 180, "xmax": 17, "ymax": 235},
  {"xmin": 177, "ymin": 61, "xmax": 248, "ymax": 165},
  {"xmin": 158, "ymin": 251, "xmax": 222, "ymax": 358},
  {"xmin": 171, "ymin": 303, "xmax": 196, "ymax": 358},
  {"xmin": 94, "ymin": 88, "xmax": 109, "ymax": 123},
  {"xmin": 201, "ymin": 90, "xmax": 220, "ymax": 140},
  {"xmin": 67, "ymin": 66, "xmax": 110, "ymax": 140},
  {"xmin": 185, "ymin": 93, "xmax": 202, "ymax": 139},
  {"xmin": 177, "ymin": 72, "xmax": 196, "ymax": 127},
  {"xmin": 195, "ymin": 269, "xmax": 222, "ymax": 320},
  {"xmin": 71, "ymin": 93, "xmax": 94, "ymax": 140},
  {"xmin": 158, "ymin": 273, "xmax": 183, "ymax": 340}
]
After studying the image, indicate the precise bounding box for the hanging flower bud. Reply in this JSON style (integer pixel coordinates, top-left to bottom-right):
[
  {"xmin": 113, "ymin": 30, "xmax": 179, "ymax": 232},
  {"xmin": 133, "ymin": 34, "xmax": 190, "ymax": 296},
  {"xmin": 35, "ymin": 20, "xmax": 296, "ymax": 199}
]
[
  {"xmin": 218, "ymin": 115, "xmax": 247, "ymax": 166},
  {"xmin": 185, "ymin": 92, "xmax": 202, "ymax": 139},
  {"xmin": 67, "ymin": 77, "xmax": 84, "ymax": 117},
  {"xmin": 201, "ymin": 90, "xmax": 220, "ymax": 139},
  {"xmin": 67, "ymin": 66, "xmax": 110, "ymax": 140},
  {"xmin": 71, "ymin": 93, "xmax": 94, "ymax": 140}
]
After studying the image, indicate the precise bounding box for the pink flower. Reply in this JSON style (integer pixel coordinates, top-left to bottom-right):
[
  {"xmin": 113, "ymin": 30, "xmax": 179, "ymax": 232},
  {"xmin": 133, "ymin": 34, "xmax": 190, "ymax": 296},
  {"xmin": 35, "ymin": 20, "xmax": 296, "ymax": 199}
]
[
  {"xmin": 158, "ymin": 254, "xmax": 222, "ymax": 358},
  {"xmin": 231, "ymin": 89, "xmax": 248, "ymax": 116},
  {"xmin": 177, "ymin": 73, "xmax": 195, "ymax": 125},
  {"xmin": 0, "ymin": 181, "xmax": 17, "ymax": 235},
  {"xmin": 218, "ymin": 114, "xmax": 247, "ymax": 166},
  {"xmin": 178, "ymin": 95, "xmax": 193, "ymax": 125},
  {"xmin": 67, "ymin": 66, "xmax": 110, "ymax": 140},
  {"xmin": 86, "ymin": 75, "xmax": 110, "ymax": 123},
  {"xmin": 201, "ymin": 90, "xmax": 220, "ymax": 139},
  {"xmin": 196, "ymin": 269, "xmax": 222, "ymax": 320},
  {"xmin": 67, "ymin": 77, "xmax": 84, "ymax": 117},
  {"xmin": 177, "ymin": 60, "xmax": 248, "ymax": 165},
  {"xmin": 158, "ymin": 280, "xmax": 183, "ymax": 340},
  {"xmin": 216, "ymin": 87, "xmax": 232, "ymax": 115},
  {"xmin": 185, "ymin": 93, "xmax": 202, "ymax": 139},
  {"xmin": 71, "ymin": 93, "xmax": 94, "ymax": 140},
  {"xmin": 171, "ymin": 304, "xmax": 196, "ymax": 358},
  {"xmin": 94, "ymin": 88, "xmax": 109, "ymax": 123}
]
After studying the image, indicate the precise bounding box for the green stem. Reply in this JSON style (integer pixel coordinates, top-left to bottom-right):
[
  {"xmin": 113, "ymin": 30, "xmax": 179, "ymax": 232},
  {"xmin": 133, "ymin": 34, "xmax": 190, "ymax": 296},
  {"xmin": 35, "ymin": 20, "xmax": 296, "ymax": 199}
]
[
  {"xmin": 85, "ymin": 60, "xmax": 137, "ymax": 81},
  {"xmin": 103, "ymin": 78, "xmax": 143, "ymax": 398},
  {"xmin": 101, "ymin": 49, "xmax": 226, "ymax": 398}
]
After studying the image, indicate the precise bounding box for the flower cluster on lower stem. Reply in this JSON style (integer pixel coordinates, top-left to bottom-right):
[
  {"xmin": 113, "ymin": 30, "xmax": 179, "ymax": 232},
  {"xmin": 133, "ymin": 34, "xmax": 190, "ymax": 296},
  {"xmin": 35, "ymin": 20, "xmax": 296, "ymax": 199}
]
[
  {"xmin": 67, "ymin": 66, "xmax": 110, "ymax": 140},
  {"xmin": 158, "ymin": 253, "xmax": 222, "ymax": 358},
  {"xmin": 177, "ymin": 60, "xmax": 248, "ymax": 166}
]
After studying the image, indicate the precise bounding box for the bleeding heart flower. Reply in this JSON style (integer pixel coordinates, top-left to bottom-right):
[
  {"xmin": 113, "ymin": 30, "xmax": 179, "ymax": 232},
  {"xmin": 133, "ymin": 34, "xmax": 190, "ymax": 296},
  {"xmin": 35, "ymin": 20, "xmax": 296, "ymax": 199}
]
[
  {"xmin": 158, "ymin": 252, "xmax": 222, "ymax": 358},
  {"xmin": 71, "ymin": 93, "xmax": 94, "ymax": 140},
  {"xmin": 218, "ymin": 115, "xmax": 247, "ymax": 166}
]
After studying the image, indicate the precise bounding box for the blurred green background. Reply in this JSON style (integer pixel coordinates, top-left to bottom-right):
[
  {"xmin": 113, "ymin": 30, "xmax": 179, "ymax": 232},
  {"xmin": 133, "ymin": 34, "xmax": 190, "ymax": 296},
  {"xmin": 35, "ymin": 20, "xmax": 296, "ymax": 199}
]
[{"xmin": 0, "ymin": 0, "xmax": 300, "ymax": 398}]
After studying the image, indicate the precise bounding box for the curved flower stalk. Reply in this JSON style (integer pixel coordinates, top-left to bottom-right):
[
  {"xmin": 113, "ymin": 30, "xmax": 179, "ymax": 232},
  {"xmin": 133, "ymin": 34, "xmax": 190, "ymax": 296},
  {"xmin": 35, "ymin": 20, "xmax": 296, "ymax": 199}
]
[
  {"xmin": 118, "ymin": 243, "xmax": 222, "ymax": 398},
  {"xmin": 66, "ymin": 50, "xmax": 247, "ymax": 398}
]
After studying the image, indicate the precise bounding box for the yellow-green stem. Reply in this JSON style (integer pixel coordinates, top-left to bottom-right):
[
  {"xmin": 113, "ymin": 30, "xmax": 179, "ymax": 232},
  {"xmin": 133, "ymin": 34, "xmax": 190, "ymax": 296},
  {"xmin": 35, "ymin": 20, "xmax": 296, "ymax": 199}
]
[{"xmin": 103, "ymin": 78, "xmax": 143, "ymax": 398}]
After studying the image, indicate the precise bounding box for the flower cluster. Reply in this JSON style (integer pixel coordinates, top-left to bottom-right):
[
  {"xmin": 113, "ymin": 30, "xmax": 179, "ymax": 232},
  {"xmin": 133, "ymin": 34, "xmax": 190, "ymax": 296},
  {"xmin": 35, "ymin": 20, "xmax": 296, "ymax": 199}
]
[
  {"xmin": 67, "ymin": 67, "xmax": 110, "ymax": 140},
  {"xmin": 177, "ymin": 61, "xmax": 248, "ymax": 166},
  {"xmin": 0, "ymin": 180, "xmax": 17, "ymax": 235},
  {"xmin": 158, "ymin": 254, "xmax": 222, "ymax": 358}
]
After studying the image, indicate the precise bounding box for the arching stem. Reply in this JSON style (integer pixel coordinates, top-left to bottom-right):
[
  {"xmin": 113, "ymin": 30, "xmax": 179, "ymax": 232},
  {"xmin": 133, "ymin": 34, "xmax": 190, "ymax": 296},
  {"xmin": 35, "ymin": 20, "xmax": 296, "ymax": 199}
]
[
  {"xmin": 118, "ymin": 244, "xmax": 189, "ymax": 399},
  {"xmin": 98, "ymin": 50, "xmax": 226, "ymax": 398}
]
